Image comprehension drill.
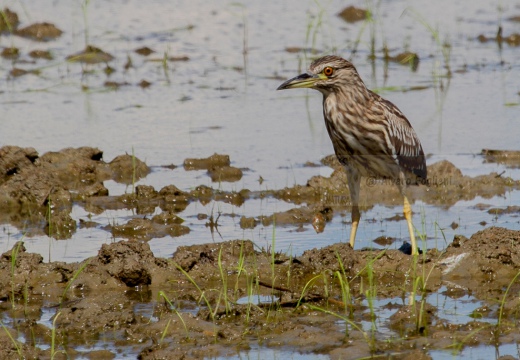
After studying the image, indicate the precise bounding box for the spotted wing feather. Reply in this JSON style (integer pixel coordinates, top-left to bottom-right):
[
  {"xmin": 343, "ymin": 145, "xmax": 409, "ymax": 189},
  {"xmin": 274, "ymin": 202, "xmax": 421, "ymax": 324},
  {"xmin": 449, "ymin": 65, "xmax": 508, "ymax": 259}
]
[{"xmin": 379, "ymin": 97, "xmax": 427, "ymax": 180}]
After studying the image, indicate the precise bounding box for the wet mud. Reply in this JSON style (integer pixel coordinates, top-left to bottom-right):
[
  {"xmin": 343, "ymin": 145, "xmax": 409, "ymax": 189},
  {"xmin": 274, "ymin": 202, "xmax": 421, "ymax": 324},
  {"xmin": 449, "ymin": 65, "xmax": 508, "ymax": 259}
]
[
  {"xmin": 384, "ymin": 51, "xmax": 420, "ymax": 71},
  {"xmin": 0, "ymin": 8, "xmax": 19, "ymax": 33},
  {"xmin": 482, "ymin": 149, "xmax": 520, "ymax": 169},
  {"xmin": 1, "ymin": 145, "xmax": 520, "ymax": 359},
  {"xmin": 184, "ymin": 153, "xmax": 243, "ymax": 182},
  {"xmin": 2, "ymin": 225, "xmax": 520, "ymax": 359},
  {"xmin": 66, "ymin": 45, "xmax": 115, "ymax": 64},
  {"xmin": 14, "ymin": 22, "xmax": 62, "ymax": 41},
  {"xmin": 3, "ymin": 145, "xmax": 517, "ymax": 244}
]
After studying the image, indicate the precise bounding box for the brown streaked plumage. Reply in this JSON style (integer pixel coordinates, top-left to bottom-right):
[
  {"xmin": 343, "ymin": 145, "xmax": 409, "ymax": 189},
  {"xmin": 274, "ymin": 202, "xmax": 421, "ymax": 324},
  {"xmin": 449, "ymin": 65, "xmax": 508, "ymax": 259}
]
[{"xmin": 277, "ymin": 55, "xmax": 426, "ymax": 255}]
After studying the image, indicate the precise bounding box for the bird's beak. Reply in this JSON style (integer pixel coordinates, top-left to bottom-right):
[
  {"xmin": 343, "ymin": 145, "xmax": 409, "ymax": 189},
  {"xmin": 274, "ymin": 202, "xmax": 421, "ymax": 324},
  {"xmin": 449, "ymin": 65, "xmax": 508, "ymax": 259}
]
[{"xmin": 277, "ymin": 73, "xmax": 325, "ymax": 90}]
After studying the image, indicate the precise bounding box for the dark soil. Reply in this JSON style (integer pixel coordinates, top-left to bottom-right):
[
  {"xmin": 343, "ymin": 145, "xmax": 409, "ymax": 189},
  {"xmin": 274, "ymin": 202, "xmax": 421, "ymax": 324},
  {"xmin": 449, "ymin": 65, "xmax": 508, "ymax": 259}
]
[
  {"xmin": 1, "ymin": 227, "xmax": 520, "ymax": 359},
  {"xmin": 1, "ymin": 145, "xmax": 520, "ymax": 359}
]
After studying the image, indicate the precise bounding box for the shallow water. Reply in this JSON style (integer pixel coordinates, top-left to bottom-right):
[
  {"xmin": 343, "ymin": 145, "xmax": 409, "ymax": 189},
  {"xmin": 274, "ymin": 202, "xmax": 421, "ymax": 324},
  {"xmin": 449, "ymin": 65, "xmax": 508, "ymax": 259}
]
[
  {"xmin": 1, "ymin": 1, "xmax": 520, "ymax": 359},
  {"xmin": 2, "ymin": 1, "xmax": 520, "ymax": 261},
  {"xmin": 209, "ymin": 349, "xmax": 330, "ymax": 360}
]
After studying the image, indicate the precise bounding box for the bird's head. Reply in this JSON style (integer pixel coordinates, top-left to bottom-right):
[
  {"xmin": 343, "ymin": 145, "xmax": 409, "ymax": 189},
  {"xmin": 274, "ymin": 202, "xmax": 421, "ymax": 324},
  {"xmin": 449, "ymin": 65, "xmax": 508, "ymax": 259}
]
[{"xmin": 277, "ymin": 55, "xmax": 364, "ymax": 96}]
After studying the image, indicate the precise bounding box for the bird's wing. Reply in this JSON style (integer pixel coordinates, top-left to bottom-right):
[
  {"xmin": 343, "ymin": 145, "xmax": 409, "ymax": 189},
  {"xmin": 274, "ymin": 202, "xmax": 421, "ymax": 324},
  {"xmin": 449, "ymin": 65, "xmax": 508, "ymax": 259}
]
[{"xmin": 380, "ymin": 98, "xmax": 427, "ymax": 180}]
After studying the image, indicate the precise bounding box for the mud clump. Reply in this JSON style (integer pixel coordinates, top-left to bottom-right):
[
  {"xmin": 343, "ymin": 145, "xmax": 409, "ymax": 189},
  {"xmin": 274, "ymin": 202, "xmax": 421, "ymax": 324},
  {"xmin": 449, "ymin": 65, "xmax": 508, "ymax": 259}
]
[
  {"xmin": 482, "ymin": 148, "xmax": 520, "ymax": 168},
  {"xmin": 139, "ymin": 79, "xmax": 152, "ymax": 88},
  {"xmin": 56, "ymin": 291, "xmax": 137, "ymax": 335},
  {"xmin": 441, "ymin": 227, "xmax": 520, "ymax": 294},
  {"xmin": 0, "ymin": 241, "xmax": 43, "ymax": 300},
  {"xmin": 15, "ymin": 22, "xmax": 62, "ymax": 41},
  {"xmin": 184, "ymin": 153, "xmax": 243, "ymax": 182},
  {"xmin": 0, "ymin": 146, "xmax": 107, "ymax": 208},
  {"xmin": 96, "ymin": 240, "xmax": 154, "ymax": 286},
  {"xmin": 0, "ymin": 146, "xmax": 152, "ymax": 239},
  {"xmin": 207, "ymin": 165, "xmax": 243, "ymax": 182},
  {"xmin": 110, "ymin": 215, "xmax": 190, "ymax": 240},
  {"xmin": 135, "ymin": 46, "xmax": 155, "ymax": 56},
  {"xmin": 0, "ymin": 146, "xmax": 39, "ymax": 182},
  {"xmin": 299, "ymin": 242, "xmax": 359, "ymax": 273},
  {"xmin": 172, "ymin": 239, "xmax": 256, "ymax": 273},
  {"xmin": 66, "ymin": 45, "xmax": 114, "ymax": 64},
  {"xmin": 167, "ymin": 55, "xmax": 190, "ymax": 62},
  {"xmin": 259, "ymin": 206, "xmax": 328, "ymax": 227},
  {"xmin": 63, "ymin": 239, "xmax": 172, "ymax": 292},
  {"xmin": 45, "ymin": 210, "xmax": 77, "ymax": 240},
  {"xmin": 184, "ymin": 153, "xmax": 230, "ymax": 170},
  {"xmin": 1, "ymin": 46, "xmax": 19, "ymax": 59},
  {"xmin": 385, "ymin": 51, "xmax": 420, "ymax": 71},
  {"xmin": 337, "ymin": 5, "xmax": 367, "ymax": 23},
  {"xmin": 29, "ymin": 49, "xmax": 53, "ymax": 60},
  {"xmin": 109, "ymin": 154, "xmax": 150, "ymax": 184},
  {"xmin": 373, "ymin": 235, "xmax": 396, "ymax": 246},
  {"xmin": 274, "ymin": 183, "xmax": 322, "ymax": 204},
  {"xmin": 239, "ymin": 216, "xmax": 257, "ymax": 229},
  {"xmin": 487, "ymin": 205, "xmax": 520, "ymax": 215},
  {"xmin": 0, "ymin": 8, "xmax": 19, "ymax": 32},
  {"xmin": 9, "ymin": 67, "xmax": 40, "ymax": 77},
  {"xmin": 0, "ymin": 328, "xmax": 41, "ymax": 358},
  {"xmin": 389, "ymin": 301, "xmax": 438, "ymax": 336},
  {"xmin": 104, "ymin": 80, "xmax": 130, "ymax": 89}
]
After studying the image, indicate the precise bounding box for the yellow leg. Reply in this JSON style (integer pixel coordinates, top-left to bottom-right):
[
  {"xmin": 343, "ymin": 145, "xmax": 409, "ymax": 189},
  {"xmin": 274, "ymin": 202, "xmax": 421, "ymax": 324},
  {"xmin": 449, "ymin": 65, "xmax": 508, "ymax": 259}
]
[
  {"xmin": 349, "ymin": 206, "xmax": 360, "ymax": 248},
  {"xmin": 346, "ymin": 169, "xmax": 361, "ymax": 249},
  {"xmin": 403, "ymin": 196, "xmax": 418, "ymax": 255}
]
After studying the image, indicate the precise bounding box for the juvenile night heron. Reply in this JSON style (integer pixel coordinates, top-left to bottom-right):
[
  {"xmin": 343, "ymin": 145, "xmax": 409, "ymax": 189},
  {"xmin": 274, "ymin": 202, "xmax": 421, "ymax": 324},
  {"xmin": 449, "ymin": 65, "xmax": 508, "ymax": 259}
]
[{"xmin": 277, "ymin": 55, "xmax": 426, "ymax": 255}]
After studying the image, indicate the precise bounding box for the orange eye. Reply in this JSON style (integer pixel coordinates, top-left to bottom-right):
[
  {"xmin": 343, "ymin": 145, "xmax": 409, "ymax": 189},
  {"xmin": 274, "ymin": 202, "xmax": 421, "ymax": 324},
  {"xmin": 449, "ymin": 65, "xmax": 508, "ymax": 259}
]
[{"xmin": 323, "ymin": 67, "xmax": 334, "ymax": 76}]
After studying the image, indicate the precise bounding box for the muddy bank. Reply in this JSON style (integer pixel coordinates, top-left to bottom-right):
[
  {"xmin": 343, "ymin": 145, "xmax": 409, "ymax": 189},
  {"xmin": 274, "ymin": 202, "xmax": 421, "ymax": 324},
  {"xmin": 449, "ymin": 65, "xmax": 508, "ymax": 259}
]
[
  {"xmin": 1, "ymin": 226, "xmax": 520, "ymax": 358},
  {"xmin": 1, "ymin": 145, "xmax": 520, "ymax": 358},
  {"xmin": 1, "ymin": 145, "xmax": 519, "ymax": 246},
  {"xmin": 0, "ymin": 146, "xmax": 252, "ymax": 240},
  {"xmin": 260, "ymin": 155, "xmax": 520, "ymax": 236}
]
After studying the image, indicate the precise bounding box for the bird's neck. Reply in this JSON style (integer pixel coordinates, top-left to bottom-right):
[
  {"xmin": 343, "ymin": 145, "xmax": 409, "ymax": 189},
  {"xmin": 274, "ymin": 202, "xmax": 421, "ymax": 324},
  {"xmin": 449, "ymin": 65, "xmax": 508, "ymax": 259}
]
[
  {"xmin": 323, "ymin": 83, "xmax": 371, "ymax": 119},
  {"xmin": 342, "ymin": 81, "xmax": 371, "ymax": 105}
]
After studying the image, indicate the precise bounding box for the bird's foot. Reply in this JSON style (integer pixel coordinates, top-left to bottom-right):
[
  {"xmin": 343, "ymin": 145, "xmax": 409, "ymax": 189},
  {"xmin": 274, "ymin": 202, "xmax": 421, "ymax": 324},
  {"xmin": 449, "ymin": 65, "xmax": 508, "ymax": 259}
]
[{"xmin": 398, "ymin": 242, "xmax": 423, "ymax": 255}]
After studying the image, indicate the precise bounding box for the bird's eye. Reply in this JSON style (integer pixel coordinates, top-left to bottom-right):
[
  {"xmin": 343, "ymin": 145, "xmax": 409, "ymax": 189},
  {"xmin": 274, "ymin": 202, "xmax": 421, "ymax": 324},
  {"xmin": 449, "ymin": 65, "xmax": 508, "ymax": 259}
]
[{"xmin": 323, "ymin": 67, "xmax": 334, "ymax": 76}]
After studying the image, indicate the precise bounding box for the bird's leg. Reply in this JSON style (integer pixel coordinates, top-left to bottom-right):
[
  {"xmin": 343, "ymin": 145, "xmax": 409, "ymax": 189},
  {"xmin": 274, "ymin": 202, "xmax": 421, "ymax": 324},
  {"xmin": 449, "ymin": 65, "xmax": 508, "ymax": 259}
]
[
  {"xmin": 349, "ymin": 205, "xmax": 360, "ymax": 248},
  {"xmin": 403, "ymin": 195, "xmax": 418, "ymax": 255},
  {"xmin": 347, "ymin": 168, "xmax": 361, "ymax": 248},
  {"xmin": 398, "ymin": 173, "xmax": 418, "ymax": 255}
]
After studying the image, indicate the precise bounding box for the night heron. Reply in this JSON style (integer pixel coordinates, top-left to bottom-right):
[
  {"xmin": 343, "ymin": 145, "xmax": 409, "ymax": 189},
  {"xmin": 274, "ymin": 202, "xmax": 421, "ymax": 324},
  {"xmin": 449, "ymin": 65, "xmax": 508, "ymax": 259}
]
[{"xmin": 277, "ymin": 55, "xmax": 427, "ymax": 255}]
